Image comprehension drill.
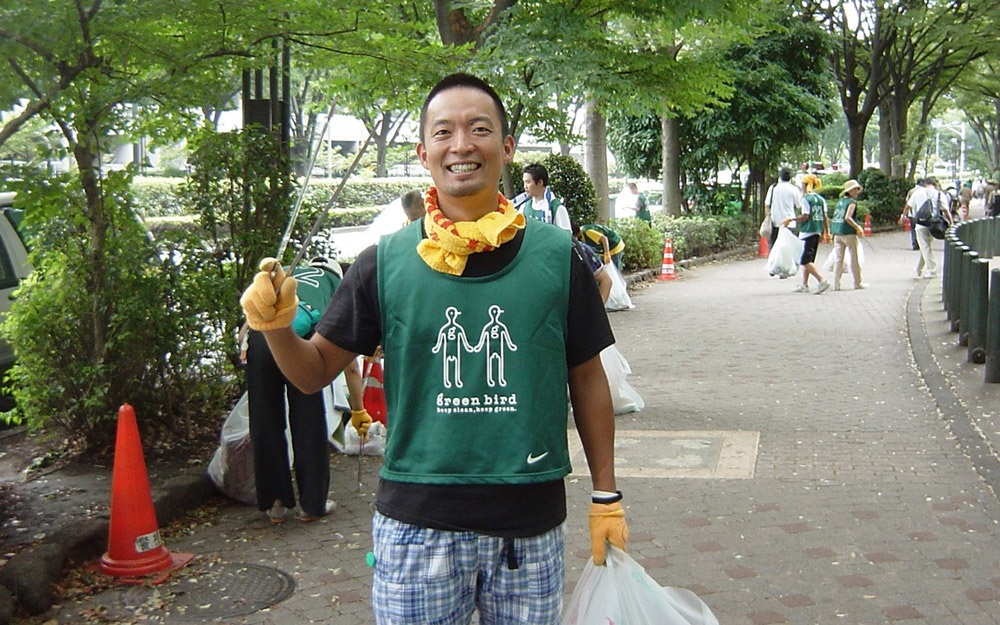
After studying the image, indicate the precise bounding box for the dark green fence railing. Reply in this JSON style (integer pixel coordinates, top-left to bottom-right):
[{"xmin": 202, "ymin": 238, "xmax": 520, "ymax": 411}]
[{"xmin": 942, "ymin": 216, "xmax": 1000, "ymax": 383}]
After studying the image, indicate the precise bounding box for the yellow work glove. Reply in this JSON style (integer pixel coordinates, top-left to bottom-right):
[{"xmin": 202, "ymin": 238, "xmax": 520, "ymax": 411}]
[
  {"xmin": 240, "ymin": 257, "xmax": 299, "ymax": 331},
  {"xmin": 589, "ymin": 500, "xmax": 628, "ymax": 566},
  {"xmin": 351, "ymin": 409, "xmax": 373, "ymax": 439}
]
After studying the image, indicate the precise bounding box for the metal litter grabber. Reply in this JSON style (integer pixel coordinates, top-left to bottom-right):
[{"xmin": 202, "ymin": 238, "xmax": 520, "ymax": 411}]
[{"xmin": 357, "ymin": 356, "xmax": 374, "ymax": 492}]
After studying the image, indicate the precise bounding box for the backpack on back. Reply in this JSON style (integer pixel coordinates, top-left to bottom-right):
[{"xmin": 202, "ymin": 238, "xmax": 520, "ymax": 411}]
[{"xmin": 914, "ymin": 193, "xmax": 937, "ymax": 226}]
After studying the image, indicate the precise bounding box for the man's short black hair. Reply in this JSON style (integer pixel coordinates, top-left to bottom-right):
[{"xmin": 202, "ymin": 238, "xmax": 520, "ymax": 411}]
[
  {"xmin": 419, "ymin": 73, "xmax": 509, "ymax": 143},
  {"xmin": 401, "ymin": 189, "xmax": 425, "ymax": 222},
  {"xmin": 779, "ymin": 168, "xmax": 792, "ymax": 182},
  {"xmin": 523, "ymin": 163, "xmax": 549, "ymax": 187}
]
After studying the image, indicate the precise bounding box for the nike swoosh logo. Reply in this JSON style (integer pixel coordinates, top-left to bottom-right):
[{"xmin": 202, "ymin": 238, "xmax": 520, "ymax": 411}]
[{"xmin": 526, "ymin": 452, "xmax": 548, "ymax": 464}]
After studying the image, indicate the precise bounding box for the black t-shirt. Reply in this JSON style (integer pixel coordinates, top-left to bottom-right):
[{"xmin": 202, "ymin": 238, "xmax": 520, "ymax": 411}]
[{"xmin": 316, "ymin": 225, "xmax": 614, "ymax": 537}]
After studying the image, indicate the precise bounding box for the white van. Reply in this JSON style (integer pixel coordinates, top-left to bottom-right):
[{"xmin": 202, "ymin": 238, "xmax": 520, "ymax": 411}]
[{"xmin": 0, "ymin": 192, "xmax": 33, "ymax": 370}]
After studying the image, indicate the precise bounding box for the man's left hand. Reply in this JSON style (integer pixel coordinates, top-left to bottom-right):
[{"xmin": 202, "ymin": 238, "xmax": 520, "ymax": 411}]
[{"xmin": 589, "ymin": 501, "xmax": 628, "ymax": 565}]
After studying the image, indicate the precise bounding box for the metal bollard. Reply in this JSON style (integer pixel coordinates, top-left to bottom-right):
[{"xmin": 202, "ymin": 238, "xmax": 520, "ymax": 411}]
[
  {"xmin": 944, "ymin": 235, "xmax": 957, "ymax": 316},
  {"xmin": 986, "ymin": 269, "xmax": 1000, "ymax": 384},
  {"xmin": 959, "ymin": 249, "xmax": 977, "ymax": 346},
  {"xmin": 968, "ymin": 258, "xmax": 989, "ymax": 364},
  {"xmin": 952, "ymin": 245, "xmax": 970, "ymax": 334},
  {"xmin": 976, "ymin": 219, "xmax": 989, "ymax": 258},
  {"xmin": 992, "ymin": 216, "xmax": 1000, "ymax": 257}
]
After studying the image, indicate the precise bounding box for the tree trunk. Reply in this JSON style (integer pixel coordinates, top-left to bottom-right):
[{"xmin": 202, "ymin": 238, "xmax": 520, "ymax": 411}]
[
  {"xmin": 878, "ymin": 102, "xmax": 892, "ymax": 175},
  {"xmin": 73, "ymin": 135, "xmax": 108, "ymax": 364},
  {"xmin": 661, "ymin": 115, "xmax": 682, "ymax": 216},
  {"xmin": 374, "ymin": 112, "xmax": 391, "ymax": 178},
  {"xmin": 846, "ymin": 117, "xmax": 866, "ymax": 179},
  {"xmin": 584, "ymin": 101, "xmax": 610, "ymax": 222},
  {"xmin": 888, "ymin": 90, "xmax": 908, "ymax": 178},
  {"xmin": 994, "ymin": 101, "xmax": 1000, "ymax": 173}
]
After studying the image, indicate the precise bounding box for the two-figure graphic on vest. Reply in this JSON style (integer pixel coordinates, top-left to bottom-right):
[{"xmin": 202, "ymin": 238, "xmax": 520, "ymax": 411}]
[{"xmin": 432, "ymin": 305, "xmax": 517, "ymax": 389}]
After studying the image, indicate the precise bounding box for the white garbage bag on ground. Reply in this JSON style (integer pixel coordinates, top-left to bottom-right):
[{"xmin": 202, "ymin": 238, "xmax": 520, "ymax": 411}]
[
  {"xmin": 208, "ymin": 377, "xmax": 349, "ymax": 504},
  {"xmin": 605, "ymin": 263, "xmax": 634, "ymax": 311},
  {"xmin": 600, "ymin": 345, "xmax": 644, "ymax": 415}
]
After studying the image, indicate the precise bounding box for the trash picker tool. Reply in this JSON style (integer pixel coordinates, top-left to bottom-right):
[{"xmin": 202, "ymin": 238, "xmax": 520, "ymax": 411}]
[{"xmin": 358, "ymin": 357, "xmax": 374, "ymax": 492}]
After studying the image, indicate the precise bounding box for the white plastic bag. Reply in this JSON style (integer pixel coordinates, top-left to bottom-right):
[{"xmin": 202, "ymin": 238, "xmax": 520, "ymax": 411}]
[
  {"xmin": 605, "ymin": 262, "xmax": 634, "ymax": 312},
  {"xmin": 562, "ymin": 546, "xmax": 719, "ymax": 625},
  {"xmin": 822, "ymin": 240, "xmax": 864, "ymax": 273},
  {"xmin": 822, "ymin": 246, "xmax": 836, "ymax": 272},
  {"xmin": 207, "ymin": 393, "xmax": 257, "ymax": 504},
  {"xmin": 341, "ymin": 420, "xmax": 386, "ymax": 456},
  {"xmin": 764, "ymin": 228, "xmax": 803, "ymax": 278},
  {"xmin": 600, "ymin": 345, "xmax": 644, "ymax": 415},
  {"xmin": 208, "ymin": 380, "xmax": 347, "ymax": 503},
  {"xmin": 758, "ymin": 216, "xmax": 771, "ymax": 238}
]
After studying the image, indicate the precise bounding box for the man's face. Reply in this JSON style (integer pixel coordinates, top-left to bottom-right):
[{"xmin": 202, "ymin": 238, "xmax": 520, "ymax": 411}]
[
  {"xmin": 416, "ymin": 86, "xmax": 513, "ymax": 217},
  {"xmin": 523, "ymin": 173, "xmax": 545, "ymax": 199}
]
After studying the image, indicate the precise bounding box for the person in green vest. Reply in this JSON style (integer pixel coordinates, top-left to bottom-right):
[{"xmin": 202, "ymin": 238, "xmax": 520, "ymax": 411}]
[
  {"xmin": 781, "ymin": 174, "xmax": 830, "ymax": 294},
  {"xmin": 240, "ymin": 73, "xmax": 626, "ymax": 625},
  {"xmin": 578, "ymin": 222, "xmax": 625, "ymax": 269},
  {"xmin": 242, "ymin": 257, "xmax": 369, "ymax": 524},
  {"xmin": 517, "ymin": 162, "xmax": 572, "ymax": 231},
  {"xmin": 829, "ymin": 179, "xmax": 866, "ymax": 290},
  {"xmin": 627, "ymin": 183, "xmax": 652, "ymax": 225}
]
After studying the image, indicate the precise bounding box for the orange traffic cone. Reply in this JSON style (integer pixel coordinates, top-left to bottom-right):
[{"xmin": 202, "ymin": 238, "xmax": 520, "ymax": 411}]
[
  {"xmin": 99, "ymin": 404, "xmax": 193, "ymax": 584},
  {"xmin": 363, "ymin": 358, "xmax": 388, "ymax": 425},
  {"xmin": 863, "ymin": 213, "xmax": 872, "ymax": 237},
  {"xmin": 658, "ymin": 238, "xmax": 677, "ymax": 281},
  {"xmin": 758, "ymin": 236, "xmax": 770, "ymax": 258}
]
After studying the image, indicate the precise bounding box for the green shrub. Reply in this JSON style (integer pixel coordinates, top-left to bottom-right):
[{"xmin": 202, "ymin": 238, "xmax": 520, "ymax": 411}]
[
  {"xmin": 818, "ymin": 185, "xmax": 843, "ymax": 203},
  {"xmin": 132, "ymin": 177, "xmax": 186, "ymax": 217},
  {"xmin": 648, "ymin": 214, "xmax": 752, "ymax": 263},
  {"xmin": 611, "ymin": 218, "xmax": 663, "ymax": 272},
  {"xmin": 857, "ymin": 168, "xmax": 911, "ymax": 226},
  {"xmin": 820, "ymin": 172, "xmax": 848, "ymax": 186},
  {"xmin": 2, "ymin": 172, "xmax": 232, "ymax": 449}
]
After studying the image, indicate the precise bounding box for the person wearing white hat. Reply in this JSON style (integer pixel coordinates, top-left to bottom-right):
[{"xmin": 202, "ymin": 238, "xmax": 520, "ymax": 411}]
[{"xmin": 830, "ymin": 179, "xmax": 866, "ymax": 290}]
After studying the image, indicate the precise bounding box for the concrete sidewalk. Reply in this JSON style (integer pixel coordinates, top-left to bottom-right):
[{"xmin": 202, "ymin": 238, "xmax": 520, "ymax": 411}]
[{"xmin": 41, "ymin": 222, "xmax": 1000, "ymax": 624}]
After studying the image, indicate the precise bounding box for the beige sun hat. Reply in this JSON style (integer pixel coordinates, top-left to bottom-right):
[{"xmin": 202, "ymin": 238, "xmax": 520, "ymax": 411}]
[{"xmin": 843, "ymin": 179, "xmax": 863, "ymax": 195}]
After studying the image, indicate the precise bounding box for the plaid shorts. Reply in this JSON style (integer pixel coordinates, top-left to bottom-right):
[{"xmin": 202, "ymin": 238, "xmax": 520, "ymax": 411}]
[{"xmin": 371, "ymin": 512, "xmax": 566, "ymax": 625}]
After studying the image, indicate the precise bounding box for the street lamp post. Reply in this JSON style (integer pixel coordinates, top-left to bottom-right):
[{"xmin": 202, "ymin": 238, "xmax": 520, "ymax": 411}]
[{"xmin": 933, "ymin": 120, "xmax": 966, "ymax": 176}]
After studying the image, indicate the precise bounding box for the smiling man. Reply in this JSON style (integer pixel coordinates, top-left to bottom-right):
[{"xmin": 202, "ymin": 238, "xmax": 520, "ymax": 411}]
[{"xmin": 240, "ymin": 73, "xmax": 625, "ymax": 625}]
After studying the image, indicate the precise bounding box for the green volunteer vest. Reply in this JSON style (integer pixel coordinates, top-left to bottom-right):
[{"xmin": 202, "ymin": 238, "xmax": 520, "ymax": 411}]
[
  {"xmin": 830, "ymin": 197, "xmax": 855, "ymax": 236},
  {"xmin": 377, "ymin": 219, "xmax": 573, "ymax": 485},
  {"xmin": 800, "ymin": 193, "xmax": 825, "ymax": 235},
  {"xmin": 522, "ymin": 195, "xmax": 563, "ymax": 225}
]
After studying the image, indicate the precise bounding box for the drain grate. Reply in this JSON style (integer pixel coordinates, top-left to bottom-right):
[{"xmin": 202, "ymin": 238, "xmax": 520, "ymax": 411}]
[{"xmin": 121, "ymin": 561, "xmax": 295, "ymax": 621}]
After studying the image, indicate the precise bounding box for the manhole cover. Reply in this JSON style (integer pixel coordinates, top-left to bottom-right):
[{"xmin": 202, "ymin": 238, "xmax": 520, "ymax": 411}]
[{"xmin": 121, "ymin": 561, "xmax": 295, "ymax": 621}]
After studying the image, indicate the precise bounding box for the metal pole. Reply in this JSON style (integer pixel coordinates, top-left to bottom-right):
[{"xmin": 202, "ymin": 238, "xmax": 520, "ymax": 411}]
[
  {"xmin": 952, "ymin": 244, "xmax": 970, "ymax": 333},
  {"xmin": 944, "ymin": 234, "xmax": 956, "ymax": 316},
  {"xmin": 959, "ymin": 249, "xmax": 977, "ymax": 346},
  {"xmin": 986, "ymin": 269, "xmax": 1000, "ymax": 383},
  {"xmin": 968, "ymin": 258, "xmax": 988, "ymax": 364},
  {"xmin": 977, "ymin": 219, "xmax": 991, "ymax": 259}
]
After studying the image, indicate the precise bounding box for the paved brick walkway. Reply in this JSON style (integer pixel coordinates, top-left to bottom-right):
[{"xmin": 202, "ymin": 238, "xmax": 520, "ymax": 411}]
[{"xmin": 50, "ymin": 218, "xmax": 1000, "ymax": 625}]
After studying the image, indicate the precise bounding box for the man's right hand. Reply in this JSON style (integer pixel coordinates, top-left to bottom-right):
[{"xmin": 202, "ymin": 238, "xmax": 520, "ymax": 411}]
[
  {"xmin": 351, "ymin": 409, "xmax": 373, "ymax": 439},
  {"xmin": 240, "ymin": 257, "xmax": 299, "ymax": 331}
]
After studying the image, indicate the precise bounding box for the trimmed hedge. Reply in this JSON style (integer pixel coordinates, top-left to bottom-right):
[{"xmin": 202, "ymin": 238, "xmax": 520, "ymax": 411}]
[
  {"xmin": 132, "ymin": 176, "xmax": 432, "ymax": 221},
  {"xmin": 612, "ymin": 213, "xmax": 753, "ymax": 272}
]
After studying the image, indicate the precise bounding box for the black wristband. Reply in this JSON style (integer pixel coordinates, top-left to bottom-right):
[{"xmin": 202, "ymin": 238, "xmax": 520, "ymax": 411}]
[{"xmin": 591, "ymin": 490, "xmax": 623, "ymax": 504}]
